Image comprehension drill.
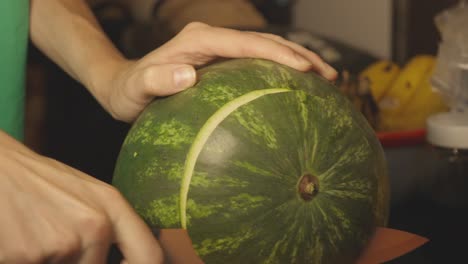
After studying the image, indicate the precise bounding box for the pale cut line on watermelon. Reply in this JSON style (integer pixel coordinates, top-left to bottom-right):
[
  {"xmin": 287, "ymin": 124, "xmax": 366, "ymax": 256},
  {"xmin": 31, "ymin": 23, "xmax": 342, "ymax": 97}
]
[
  {"xmin": 310, "ymin": 126, "xmax": 319, "ymax": 165},
  {"xmin": 180, "ymin": 88, "xmax": 292, "ymax": 229}
]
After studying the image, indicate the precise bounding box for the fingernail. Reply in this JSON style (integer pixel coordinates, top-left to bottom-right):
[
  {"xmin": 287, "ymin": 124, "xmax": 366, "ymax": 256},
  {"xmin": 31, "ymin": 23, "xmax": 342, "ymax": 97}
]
[
  {"xmin": 324, "ymin": 63, "xmax": 338, "ymax": 80},
  {"xmin": 174, "ymin": 66, "xmax": 195, "ymax": 90}
]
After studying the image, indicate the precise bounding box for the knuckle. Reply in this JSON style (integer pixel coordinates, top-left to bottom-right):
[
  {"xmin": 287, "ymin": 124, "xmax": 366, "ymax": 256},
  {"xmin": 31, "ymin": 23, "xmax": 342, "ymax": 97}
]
[
  {"xmin": 264, "ymin": 32, "xmax": 285, "ymax": 42},
  {"xmin": 142, "ymin": 67, "xmax": 156, "ymax": 90},
  {"xmin": 277, "ymin": 48, "xmax": 299, "ymax": 61},
  {"xmin": 182, "ymin": 21, "xmax": 209, "ymax": 32},
  {"xmin": 79, "ymin": 211, "xmax": 112, "ymax": 241},
  {"xmin": 308, "ymin": 51, "xmax": 322, "ymax": 60},
  {"xmin": 103, "ymin": 185, "xmax": 125, "ymax": 202}
]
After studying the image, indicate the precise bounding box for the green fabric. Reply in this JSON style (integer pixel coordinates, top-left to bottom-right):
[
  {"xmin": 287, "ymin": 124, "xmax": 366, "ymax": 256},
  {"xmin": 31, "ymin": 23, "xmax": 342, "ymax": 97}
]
[{"xmin": 0, "ymin": 0, "xmax": 29, "ymax": 141}]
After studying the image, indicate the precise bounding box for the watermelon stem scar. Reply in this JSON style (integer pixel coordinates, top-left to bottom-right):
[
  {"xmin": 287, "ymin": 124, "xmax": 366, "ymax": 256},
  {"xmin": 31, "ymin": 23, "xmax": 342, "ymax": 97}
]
[
  {"xmin": 180, "ymin": 88, "xmax": 292, "ymax": 229},
  {"xmin": 298, "ymin": 173, "xmax": 319, "ymax": 201}
]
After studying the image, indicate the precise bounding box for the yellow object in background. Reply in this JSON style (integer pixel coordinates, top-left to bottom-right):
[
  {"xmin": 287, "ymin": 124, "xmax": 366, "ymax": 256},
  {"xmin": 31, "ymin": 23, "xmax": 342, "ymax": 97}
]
[
  {"xmin": 377, "ymin": 56, "xmax": 448, "ymax": 131},
  {"xmin": 358, "ymin": 60, "xmax": 400, "ymax": 102},
  {"xmin": 378, "ymin": 55, "xmax": 435, "ymax": 116},
  {"xmin": 354, "ymin": 55, "xmax": 449, "ymax": 132}
]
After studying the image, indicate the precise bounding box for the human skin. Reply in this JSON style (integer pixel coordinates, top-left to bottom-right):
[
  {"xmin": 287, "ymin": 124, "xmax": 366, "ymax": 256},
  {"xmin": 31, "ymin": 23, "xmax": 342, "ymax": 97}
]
[{"xmin": 0, "ymin": 0, "xmax": 337, "ymax": 263}]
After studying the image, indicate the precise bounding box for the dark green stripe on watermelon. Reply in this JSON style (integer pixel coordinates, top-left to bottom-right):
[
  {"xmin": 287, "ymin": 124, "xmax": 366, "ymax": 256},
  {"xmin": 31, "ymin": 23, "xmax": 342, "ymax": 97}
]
[{"xmin": 112, "ymin": 58, "xmax": 389, "ymax": 264}]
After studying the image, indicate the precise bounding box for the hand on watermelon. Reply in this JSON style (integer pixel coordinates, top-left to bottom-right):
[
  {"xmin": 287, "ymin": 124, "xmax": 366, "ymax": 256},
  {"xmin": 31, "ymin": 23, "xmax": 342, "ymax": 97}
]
[
  {"xmin": 0, "ymin": 131, "xmax": 163, "ymax": 264},
  {"xmin": 31, "ymin": 1, "xmax": 335, "ymax": 123},
  {"xmin": 102, "ymin": 22, "xmax": 338, "ymax": 122},
  {"xmin": 25, "ymin": 2, "xmax": 337, "ymax": 263}
]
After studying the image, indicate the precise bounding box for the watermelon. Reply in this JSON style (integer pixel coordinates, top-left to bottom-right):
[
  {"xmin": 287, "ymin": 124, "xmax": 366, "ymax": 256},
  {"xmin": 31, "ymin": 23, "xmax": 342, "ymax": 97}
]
[{"xmin": 112, "ymin": 58, "xmax": 390, "ymax": 263}]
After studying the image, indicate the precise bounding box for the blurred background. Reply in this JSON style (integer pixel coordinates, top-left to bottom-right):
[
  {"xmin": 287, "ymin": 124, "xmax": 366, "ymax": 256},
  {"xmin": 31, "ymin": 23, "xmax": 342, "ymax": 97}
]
[{"xmin": 25, "ymin": 0, "xmax": 466, "ymax": 263}]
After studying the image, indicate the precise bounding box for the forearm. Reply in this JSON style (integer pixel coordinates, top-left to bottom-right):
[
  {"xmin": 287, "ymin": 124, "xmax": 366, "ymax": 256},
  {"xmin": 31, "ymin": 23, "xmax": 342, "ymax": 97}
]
[{"xmin": 30, "ymin": 0, "xmax": 127, "ymax": 108}]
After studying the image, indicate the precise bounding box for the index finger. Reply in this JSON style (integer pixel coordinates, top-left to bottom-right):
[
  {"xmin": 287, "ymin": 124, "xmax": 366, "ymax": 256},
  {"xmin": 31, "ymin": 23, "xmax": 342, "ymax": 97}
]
[
  {"xmin": 197, "ymin": 26, "xmax": 314, "ymax": 71},
  {"xmin": 249, "ymin": 31, "xmax": 338, "ymax": 81},
  {"xmin": 110, "ymin": 200, "xmax": 164, "ymax": 264},
  {"xmin": 154, "ymin": 23, "xmax": 321, "ymax": 74}
]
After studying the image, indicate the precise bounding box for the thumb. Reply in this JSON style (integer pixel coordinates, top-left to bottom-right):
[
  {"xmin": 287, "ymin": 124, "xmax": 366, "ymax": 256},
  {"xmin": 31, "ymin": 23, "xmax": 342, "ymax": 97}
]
[{"xmin": 139, "ymin": 64, "xmax": 196, "ymax": 97}]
